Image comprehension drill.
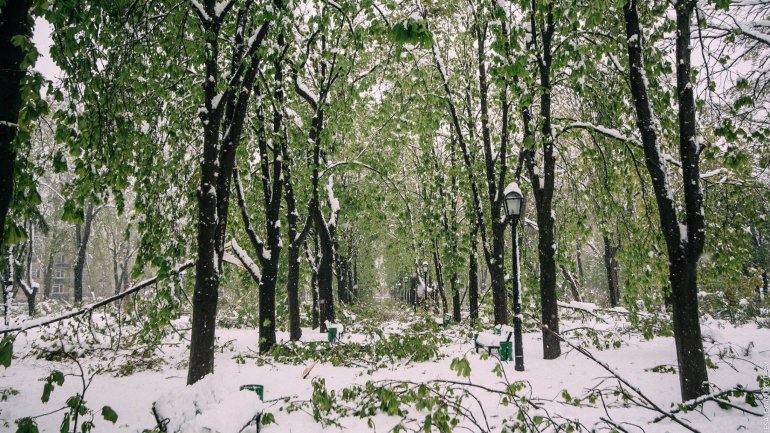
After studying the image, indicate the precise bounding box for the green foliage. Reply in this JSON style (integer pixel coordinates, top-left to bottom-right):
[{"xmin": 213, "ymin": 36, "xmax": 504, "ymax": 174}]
[
  {"xmin": 309, "ymin": 378, "xmax": 463, "ymax": 432},
  {"xmin": 389, "ymin": 18, "xmax": 433, "ymax": 48},
  {"xmin": 261, "ymin": 412, "xmax": 275, "ymax": 426},
  {"xmin": 265, "ymin": 319, "xmax": 447, "ymax": 369},
  {"xmin": 41, "ymin": 370, "xmax": 64, "ymax": 403},
  {"xmin": 101, "ymin": 406, "xmax": 118, "ymax": 423},
  {"xmin": 14, "ymin": 418, "xmax": 39, "ymax": 433},
  {"xmin": 0, "ymin": 336, "xmax": 13, "ymax": 368},
  {"xmin": 449, "ymin": 357, "xmax": 471, "ymax": 378},
  {"xmin": 646, "ymin": 364, "xmax": 677, "ymax": 374}
]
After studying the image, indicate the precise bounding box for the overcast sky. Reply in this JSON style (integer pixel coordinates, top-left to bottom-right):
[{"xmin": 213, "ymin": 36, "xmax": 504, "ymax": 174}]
[{"xmin": 32, "ymin": 18, "xmax": 61, "ymax": 82}]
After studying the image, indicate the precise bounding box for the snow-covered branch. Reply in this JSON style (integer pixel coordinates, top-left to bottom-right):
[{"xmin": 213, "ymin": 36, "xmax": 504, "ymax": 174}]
[{"xmin": 228, "ymin": 239, "xmax": 262, "ymax": 283}]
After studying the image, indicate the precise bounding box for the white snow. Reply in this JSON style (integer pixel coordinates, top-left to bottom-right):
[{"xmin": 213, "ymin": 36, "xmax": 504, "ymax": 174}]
[
  {"xmin": 191, "ymin": 0, "xmax": 210, "ymax": 21},
  {"xmin": 326, "ymin": 175, "xmax": 340, "ymax": 227},
  {"xmin": 2, "ymin": 297, "xmax": 767, "ymax": 433},
  {"xmin": 502, "ymin": 181, "xmax": 521, "ymax": 197},
  {"xmin": 295, "ymin": 75, "xmax": 319, "ymax": 106},
  {"xmin": 213, "ymin": 1, "xmax": 230, "ymax": 18},
  {"xmin": 153, "ymin": 373, "xmax": 263, "ymax": 433},
  {"xmin": 229, "ymin": 239, "xmax": 261, "ymax": 281}
]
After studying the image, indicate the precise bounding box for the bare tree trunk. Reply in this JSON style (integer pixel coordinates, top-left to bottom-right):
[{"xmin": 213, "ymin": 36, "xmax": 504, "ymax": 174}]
[
  {"xmin": 346, "ymin": 247, "xmax": 354, "ymax": 302},
  {"xmin": 576, "ymin": 249, "xmax": 585, "ymax": 285},
  {"xmin": 24, "ymin": 222, "xmax": 37, "ymax": 316},
  {"xmin": 430, "ymin": 5, "xmax": 512, "ymax": 326},
  {"xmin": 468, "ymin": 229, "xmax": 479, "ymax": 321},
  {"xmin": 44, "ymin": 251, "xmax": 53, "ymax": 298},
  {"xmin": 451, "ymin": 273, "xmax": 460, "ymax": 322},
  {"xmin": 74, "ymin": 203, "xmax": 97, "ymax": 304},
  {"xmin": 352, "ymin": 255, "xmax": 358, "ymax": 298},
  {"xmin": 560, "ymin": 265, "xmax": 582, "ymax": 303},
  {"xmin": 523, "ymin": 1, "xmax": 561, "ymax": 360},
  {"xmin": 0, "ymin": 0, "xmax": 33, "ymax": 256},
  {"xmin": 604, "ymin": 235, "xmax": 620, "ymax": 307},
  {"xmin": 623, "ymin": 0, "xmax": 708, "ymax": 400},
  {"xmin": 316, "ymin": 215, "xmax": 335, "ymax": 332},
  {"xmin": 311, "ymin": 272, "xmax": 319, "ymax": 329},
  {"xmin": 336, "ymin": 252, "xmax": 348, "ymax": 304},
  {"xmin": 432, "ymin": 244, "xmax": 448, "ymax": 315}
]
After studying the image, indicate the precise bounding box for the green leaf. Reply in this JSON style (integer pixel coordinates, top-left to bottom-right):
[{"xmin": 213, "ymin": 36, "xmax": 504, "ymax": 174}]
[
  {"xmin": 59, "ymin": 413, "xmax": 69, "ymax": 433},
  {"xmin": 62, "ymin": 200, "xmax": 84, "ymax": 224},
  {"xmin": 0, "ymin": 336, "xmax": 12, "ymax": 368},
  {"xmin": 53, "ymin": 151, "xmax": 68, "ymax": 173},
  {"xmin": 15, "ymin": 417, "xmax": 39, "ymax": 433},
  {"xmin": 4, "ymin": 222, "xmax": 28, "ymax": 245},
  {"xmin": 449, "ymin": 357, "xmax": 471, "ymax": 378},
  {"xmin": 51, "ymin": 370, "xmax": 65, "ymax": 386},
  {"xmin": 745, "ymin": 392, "xmax": 757, "ymax": 407},
  {"xmin": 81, "ymin": 421, "xmax": 94, "ymax": 433},
  {"xmin": 261, "ymin": 412, "xmax": 275, "ymax": 425},
  {"xmin": 101, "ymin": 406, "xmax": 118, "ymax": 423},
  {"xmin": 41, "ymin": 383, "xmax": 54, "ymax": 403}
]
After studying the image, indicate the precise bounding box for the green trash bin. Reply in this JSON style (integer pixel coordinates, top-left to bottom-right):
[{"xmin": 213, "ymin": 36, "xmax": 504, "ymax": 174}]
[
  {"xmin": 442, "ymin": 314, "xmax": 451, "ymax": 329},
  {"xmin": 499, "ymin": 341, "xmax": 513, "ymax": 362},
  {"xmin": 327, "ymin": 327, "xmax": 338, "ymax": 342},
  {"xmin": 240, "ymin": 384, "xmax": 264, "ymax": 401}
]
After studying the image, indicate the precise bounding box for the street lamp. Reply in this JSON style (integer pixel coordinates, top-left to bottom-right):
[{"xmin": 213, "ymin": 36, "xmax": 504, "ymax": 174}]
[{"xmin": 503, "ymin": 182, "xmax": 525, "ymax": 371}]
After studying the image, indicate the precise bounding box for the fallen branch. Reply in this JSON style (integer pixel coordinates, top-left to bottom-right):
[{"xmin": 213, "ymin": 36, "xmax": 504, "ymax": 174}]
[
  {"xmin": 652, "ymin": 387, "xmax": 764, "ymax": 422},
  {"xmin": 529, "ymin": 314, "xmax": 702, "ymax": 433},
  {"xmin": 1, "ymin": 261, "xmax": 194, "ymax": 335}
]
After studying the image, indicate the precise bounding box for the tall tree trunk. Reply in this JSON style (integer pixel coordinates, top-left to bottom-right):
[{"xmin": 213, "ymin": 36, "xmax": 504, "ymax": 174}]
[
  {"xmin": 576, "ymin": 249, "xmax": 585, "ymax": 285},
  {"xmin": 489, "ymin": 229, "xmax": 507, "ymax": 324},
  {"xmin": 316, "ymin": 213, "xmax": 335, "ymax": 332},
  {"xmin": 286, "ymin": 243, "xmax": 302, "ymax": 340},
  {"xmin": 352, "ymin": 255, "xmax": 358, "ymax": 298},
  {"xmin": 24, "ymin": 221, "xmax": 37, "ymax": 315},
  {"xmin": 258, "ymin": 260, "xmax": 278, "ymax": 352},
  {"xmin": 604, "ymin": 235, "xmax": 620, "ymax": 307},
  {"xmin": 2, "ymin": 250, "xmax": 11, "ymax": 326},
  {"xmin": 763, "ymin": 271, "xmax": 768, "ymax": 295},
  {"xmin": 311, "ymin": 271, "xmax": 319, "ymax": 329},
  {"xmin": 336, "ymin": 252, "xmax": 348, "ymax": 304},
  {"xmin": 73, "ymin": 203, "xmax": 96, "ymax": 304},
  {"xmin": 430, "ymin": 6, "xmax": 511, "ymax": 326},
  {"xmin": 188, "ymin": 81, "xmax": 222, "ymax": 384},
  {"xmin": 0, "ymin": 0, "xmax": 33, "ymax": 255},
  {"xmin": 451, "ymin": 273, "xmax": 460, "ymax": 322},
  {"xmin": 560, "ymin": 265, "xmax": 582, "ymax": 303},
  {"xmin": 624, "ymin": 0, "xmax": 708, "ymax": 400},
  {"xmin": 432, "ymin": 245, "xmax": 448, "ymax": 315},
  {"xmin": 44, "ymin": 251, "xmax": 53, "ymax": 298},
  {"xmin": 281, "ymin": 91, "xmax": 311, "ymax": 341},
  {"xmin": 346, "ymin": 249, "xmax": 354, "ymax": 302},
  {"xmin": 523, "ymin": 1, "xmax": 561, "ymax": 360},
  {"xmin": 468, "ymin": 228, "xmax": 479, "ymax": 321},
  {"xmin": 187, "ymin": 0, "xmax": 276, "ymax": 385}
]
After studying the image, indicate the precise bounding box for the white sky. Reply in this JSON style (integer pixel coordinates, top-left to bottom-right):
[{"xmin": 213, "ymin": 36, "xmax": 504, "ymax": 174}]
[{"xmin": 32, "ymin": 17, "xmax": 61, "ymax": 81}]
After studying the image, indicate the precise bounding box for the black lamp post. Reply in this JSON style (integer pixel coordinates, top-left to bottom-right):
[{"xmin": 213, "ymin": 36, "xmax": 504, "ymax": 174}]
[{"xmin": 503, "ymin": 182, "xmax": 525, "ymax": 371}]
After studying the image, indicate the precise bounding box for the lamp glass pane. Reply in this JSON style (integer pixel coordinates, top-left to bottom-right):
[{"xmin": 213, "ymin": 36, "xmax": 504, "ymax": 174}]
[{"xmin": 505, "ymin": 194, "xmax": 522, "ymax": 217}]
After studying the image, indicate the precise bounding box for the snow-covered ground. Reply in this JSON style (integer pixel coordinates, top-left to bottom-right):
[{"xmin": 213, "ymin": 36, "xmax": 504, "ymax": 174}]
[{"xmin": 1, "ymin": 301, "xmax": 768, "ymax": 432}]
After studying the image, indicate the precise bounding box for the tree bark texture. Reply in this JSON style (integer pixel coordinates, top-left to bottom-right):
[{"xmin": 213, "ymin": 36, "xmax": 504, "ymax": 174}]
[
  {"xmin": 0, "ymin": 0, "xmax": 33, "ymax": 255},
  {"xmin": 623, "ymin": 0, "xmax": 708, "ymax": 400}
]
